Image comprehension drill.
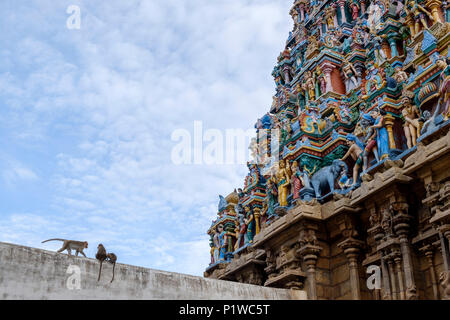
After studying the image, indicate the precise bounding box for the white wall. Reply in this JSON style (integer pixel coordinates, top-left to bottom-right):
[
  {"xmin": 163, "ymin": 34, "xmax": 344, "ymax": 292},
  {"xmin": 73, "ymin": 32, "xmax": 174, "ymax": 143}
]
[{"xmin": 0, "ymin": 242, "xmax": 305, "ymax": 300}]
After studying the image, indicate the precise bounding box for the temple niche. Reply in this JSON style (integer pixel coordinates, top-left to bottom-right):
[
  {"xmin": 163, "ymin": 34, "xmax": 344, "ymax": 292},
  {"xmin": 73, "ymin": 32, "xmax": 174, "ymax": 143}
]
[{"xmin": 205, "ymin": 0, "xmax": 450, "ymax": 300}]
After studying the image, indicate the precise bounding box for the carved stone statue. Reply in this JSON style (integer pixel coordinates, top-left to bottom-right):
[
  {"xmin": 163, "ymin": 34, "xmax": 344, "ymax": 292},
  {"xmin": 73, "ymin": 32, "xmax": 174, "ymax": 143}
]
[
  {"xmin": 360, "ymin": 113, "xmax": 379, "ymax": 171},
  {"xmin": 350, "ymin": 1, "xmax": 360, "ymax": 21},
  {"xmin": 302, "ymin": 70, "xmax": 316, "ymax": 101},
  {"xmin": 265, "ymin": 178, "xmax": 278, "ymax": 217},
  {"xmin": 342, "ymin": 59, "xmax": 360, "ymax": 93},
  {"xmin": 244, "ymin": 206, "xmax": 254, "ymax": 245},
  {"xmin": 401, "ymin": 93, "xmax": 422, "ymax": 149},
  {"xmin": 440, "ymin": 271, "xmax": 450, "ymax": 300},
  {"xmin": 325, "ymin": 6, "xmax": 336, "ymax": 29},
  {"xmin": 299, "ymin": 229, "xmax": 317, "ymax": 247},
  {"xmin": 367, "ymin": 1, "xmax": 383, "ymax": 31},
  {"xmin": 276, "ymin": 159, "xmax": 291, "ymax": 207},
  {"xmin": 381, "ymin": 206, "xmax": 393, "ymax": 236},
  {"xmin": 370, "ymin": 107, "xmax": 390, "ymax": 160},
  {"xmin": 315, "ymin": 66, "xmax": 327, "ymax": 96},
  {"xmin": 369, "ymin": 210, "xmax": 380, "ymax": 227},
  {"xmin": 405, "ymin": 0, "xmax": 436, "ymax": 35},
  {"xmin": 310, "ymin": 159, "xmax": 349, "ymax": 197},
  {"xmin": 235, "ymin": 213, "xmax": 246, "ymax": 250},
  {"xmin": 341, "ymin": 134, "xmax": 365, "ymax": 187},
  {"xmin": 290, "ymin": 160, "xmax": 303, "ymax": 201},
  {"xmin": 436, "ymin": 56, "xmax": 450, "ymax": 121},
  {"xmin": 393, "ymin": 66, "xmax": 409, "ymax": 83},
  {"xmin": 213, "ymin": 224, "xmax": 226, "ymax": 261}
]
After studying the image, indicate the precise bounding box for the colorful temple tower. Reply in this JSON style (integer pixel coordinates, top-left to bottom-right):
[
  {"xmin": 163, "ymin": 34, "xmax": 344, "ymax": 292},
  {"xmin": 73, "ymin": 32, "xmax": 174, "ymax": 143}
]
[{"xmin": 205, "ymin": 0, "xmax": 450, "ymax": 300}]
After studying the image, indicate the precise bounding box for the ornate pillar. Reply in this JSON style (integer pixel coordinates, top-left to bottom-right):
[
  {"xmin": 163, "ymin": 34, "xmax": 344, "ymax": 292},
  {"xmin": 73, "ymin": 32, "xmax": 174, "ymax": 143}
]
[
  {"xmin": 384, "ymin": 113, "xmax": 397, "ymax": 150},
  {"xmin": 421, "ymin": 245, "xmax": 440, "ymax": 299},
  {"xmin": 380, "ymin": 255, "xmax": 392, "ymax": 299},
  {"xmin": 317, "ymin": 21, "xmax": 323, "ymax": 36},
  {"xmin": 338, "ymin": 238, "xmax": 364, "ymax": 300},
  {"xmin": 299, "ymin": 4, "xmax": 305, "ymax": 21},
  {"xmin": 291, "ymin": 10, "xmax": 299, "ymax": 28},
  {"xmin": 333, "ymin": 4, "xmax": 339, "ymax": 27},
  {"xmin": 428, "ymin": 181, "xmax": 450, "ymax": 271},
  {"xmin": 393, "ymin": 204, "xmax": 418, "ymax": 299},
  {"xmin": 297, "ymin": 244, "xmax": 322, "ymax": 300},
  {"xmin": 321, "ymin": 63, "xmax": 335, "ymax": 93},
  {"xmin": 283, "ymin": 66, "xmax": 291, "ymax": 84},
  {"xmin": 426, "ymin": 0, "xmax": 444, "ymax": 23},
  {"xmin": 393, "ymin": 249, "xmax": 406, "ymax": 299},
  {"xmin": 354, "ymin": 62, "xmax": 364, "ymax": 86},
  {"xmin": 386, "ymin": 255, "xmax": 399, "ymax": 299},
  {"xmin": 359, "ymin": 0, "xmax": 366, "ymax": 13},
  {"xmin": 338, "ymin": 0, "xmax": 348, "ymax": 24},
  {"xmin": 387, "ymin": 35, "xmax": 399, "ymax": 58},
  {"xmin": 254, "ymin": 207, "xmax": 261, "ymax": 235},
  {"xmin": 437, "ymin": 224, "xmax": 450, "ymax": 270}
]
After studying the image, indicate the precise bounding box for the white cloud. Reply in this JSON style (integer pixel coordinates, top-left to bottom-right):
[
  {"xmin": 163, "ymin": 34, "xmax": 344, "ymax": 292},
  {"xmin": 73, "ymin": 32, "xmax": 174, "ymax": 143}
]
[{"xmin": 0, "ymin": 0, "xmax": 292, "ymax": 276}]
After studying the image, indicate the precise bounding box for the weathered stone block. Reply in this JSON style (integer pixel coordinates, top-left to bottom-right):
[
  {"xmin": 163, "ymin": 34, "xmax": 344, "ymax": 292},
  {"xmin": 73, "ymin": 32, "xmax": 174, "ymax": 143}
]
[{"xmin": 332, "ymin": 264, "xmax": 349, "ymax": 285}]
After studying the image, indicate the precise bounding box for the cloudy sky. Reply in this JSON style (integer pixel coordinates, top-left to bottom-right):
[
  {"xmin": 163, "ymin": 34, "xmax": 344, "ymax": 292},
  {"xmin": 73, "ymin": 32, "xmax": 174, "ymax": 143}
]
[{"xmin": 0, "ymin": 0, "xmax": 291, "ymax": 276}]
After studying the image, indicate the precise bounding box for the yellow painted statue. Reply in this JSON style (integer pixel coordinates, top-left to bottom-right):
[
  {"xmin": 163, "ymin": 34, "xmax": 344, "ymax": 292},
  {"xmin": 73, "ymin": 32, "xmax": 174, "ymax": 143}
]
[{"xmin": 275, "ymin": 159, "xmax": 291, "ymax": 207}]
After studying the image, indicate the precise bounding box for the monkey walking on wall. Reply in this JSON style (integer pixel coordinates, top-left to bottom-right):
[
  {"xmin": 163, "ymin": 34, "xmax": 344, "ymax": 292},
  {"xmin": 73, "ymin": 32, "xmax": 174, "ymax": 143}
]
[
  {"xmin": 41, "ymin": 239, "xmax": 88, "ymax": 257},
  {"xmin": 96, "ymin": 244, "xmax": 117, "ymax": 283}
]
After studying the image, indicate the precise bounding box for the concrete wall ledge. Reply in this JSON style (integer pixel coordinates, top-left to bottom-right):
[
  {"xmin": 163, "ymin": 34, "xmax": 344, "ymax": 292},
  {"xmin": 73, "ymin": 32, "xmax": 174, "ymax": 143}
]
[{"xmin": 0, "ymin": 242, "xmax": 306, "ymax": 300}]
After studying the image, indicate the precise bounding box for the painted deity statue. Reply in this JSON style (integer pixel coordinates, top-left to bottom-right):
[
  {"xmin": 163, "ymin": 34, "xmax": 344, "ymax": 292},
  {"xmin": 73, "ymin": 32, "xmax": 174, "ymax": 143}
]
[
  {"xmin": 243, "ymin": 206, "xmax": 255, "ymax": 245},
  {"xmin": 351, "ymin": 1, "xmax": 360, "ymax": 21},
  {"xmin": 421, "ymin": 55, "xmax": 450, "ymax": 135},
  {"xmin": 336, "ymin": 100, "xmax": 352, "ymax": 124},
  {"xmin": 393, "ymin": 66, "xmax": 409, "ymax": 83},
  {"xmin": 370, "ymin": 107, "xmax": 390, "ymax": 160},
  {"xmin": 302, "ymin": 70, "xmax": 316, "ymax": 101},
  {"xmin": 405, "ymin": 0, "xmax": 435, "ymax": 35},
  {"xmin": 401, "ymin": 94, "xmax": 422, "ymax": 149},
  {"xmin": 365, "ymin": 62, "xmax": 385, "ymax": 94},
  {"xmin": 372, "ymin": 35, "xmax": 388, "ymax": 65},
  {"xmin": 325, "ymin": 6, "xmax": 336, "ymax": 29},
  {"xmin": 213, "ymin": 224, "xmax": 226, "ymax": 262},
  {"xmin": 234, "ymin": 213, "xmax": 246, "ymax": 250},
  {"xmin": 342, "ymin": 59, "xmax": 360, "ymax": 93},
  {"xmin": 276, "ymin": 159, "xmax": 291, "ymax": 207},
  {"xmin": 436, "ymin": 56, "xmax": 450, "ymax": 121},
  {"xmin": 367, "ymin": 1, "xmax": 383, "ymax": 31},
  {"xmin": 341, "ymin": 134, "xmax": 365, "ymax": 187},
  {"xmin": 290, "ymin": 160, "xmax": 303, "ymax": 201},
  {"xmin": 280, "ymin": 119, "xmax": 292, "ymax": 146},
  {"xmin": 295, "ymin": 83, "xmax": 306, "ymax": 110},
  {"xmin": 361, "ymin": 113, "xmax": 379, "ymax": 171},
  {"xmin": 266, "ymin": 177, "xmax": 278, "ymax": 216},
  {"xmin": 315, "ymin": 66, "xmax": 327, "ymax": 96}
]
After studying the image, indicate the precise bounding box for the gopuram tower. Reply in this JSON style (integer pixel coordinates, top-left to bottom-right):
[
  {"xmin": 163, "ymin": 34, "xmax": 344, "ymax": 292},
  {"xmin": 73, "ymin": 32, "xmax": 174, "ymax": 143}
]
[{"xmin": 205, "ymin": 0, "xmax": 450, "ymax": 300}]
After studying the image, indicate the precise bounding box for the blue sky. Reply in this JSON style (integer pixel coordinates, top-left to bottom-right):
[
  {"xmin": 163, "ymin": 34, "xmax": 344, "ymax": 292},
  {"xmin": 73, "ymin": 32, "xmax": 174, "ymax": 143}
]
[{"xmin": 0, "ymin": 0, "xmax": 291, "ymax": 276}]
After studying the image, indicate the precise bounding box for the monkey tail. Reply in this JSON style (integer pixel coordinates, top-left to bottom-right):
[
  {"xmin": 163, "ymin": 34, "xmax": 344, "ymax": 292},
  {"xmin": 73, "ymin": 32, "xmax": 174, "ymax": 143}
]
[
  {"xmin": 111, "ymin": 263, "xmax": 115, "ymax": 283},
  {"xmin": 41, "ymin": 238, "xmax": 66, "ymax": 243},
  {"xmin": 97, "ymin": 261, "xmax": 103, "ymax": 282}
]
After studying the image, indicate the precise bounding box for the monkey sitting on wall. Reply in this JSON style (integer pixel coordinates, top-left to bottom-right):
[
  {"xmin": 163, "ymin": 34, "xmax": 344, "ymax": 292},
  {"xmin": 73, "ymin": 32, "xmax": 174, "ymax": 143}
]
[
  {"xmin": 41, "ymin": 238, "xmax": 88, "ymax": 257},
  {"xmin": 96, "ymin": 244, "xmax": 117, "ymax": 283}
]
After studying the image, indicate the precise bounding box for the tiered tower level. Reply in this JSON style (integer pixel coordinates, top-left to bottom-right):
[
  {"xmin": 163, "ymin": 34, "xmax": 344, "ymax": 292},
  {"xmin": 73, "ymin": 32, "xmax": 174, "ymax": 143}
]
[{"xmin": 205, "ymin": 0, "xmax": 450, "ymax": 300}]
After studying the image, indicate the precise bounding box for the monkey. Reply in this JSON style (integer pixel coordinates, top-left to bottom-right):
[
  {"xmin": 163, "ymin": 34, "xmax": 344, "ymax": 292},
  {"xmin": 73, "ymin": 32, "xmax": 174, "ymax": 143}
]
[
  {"xmin": 96, "ymin": 244, "xmax": 117, "ymax": 283},
  {"xmin": 106, "ymin": 252, "xmax": 117, "ymax": 283},
  {"xmin": 41, "ymin": 238, "xmax": 88, "ymax": 257}
]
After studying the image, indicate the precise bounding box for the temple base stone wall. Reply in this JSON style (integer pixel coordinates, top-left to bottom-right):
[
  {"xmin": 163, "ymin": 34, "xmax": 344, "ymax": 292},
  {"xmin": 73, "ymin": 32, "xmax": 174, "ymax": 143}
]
[{"xmin": 0, "ymin": 242, "xmax": 305, "ymax": 300}]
